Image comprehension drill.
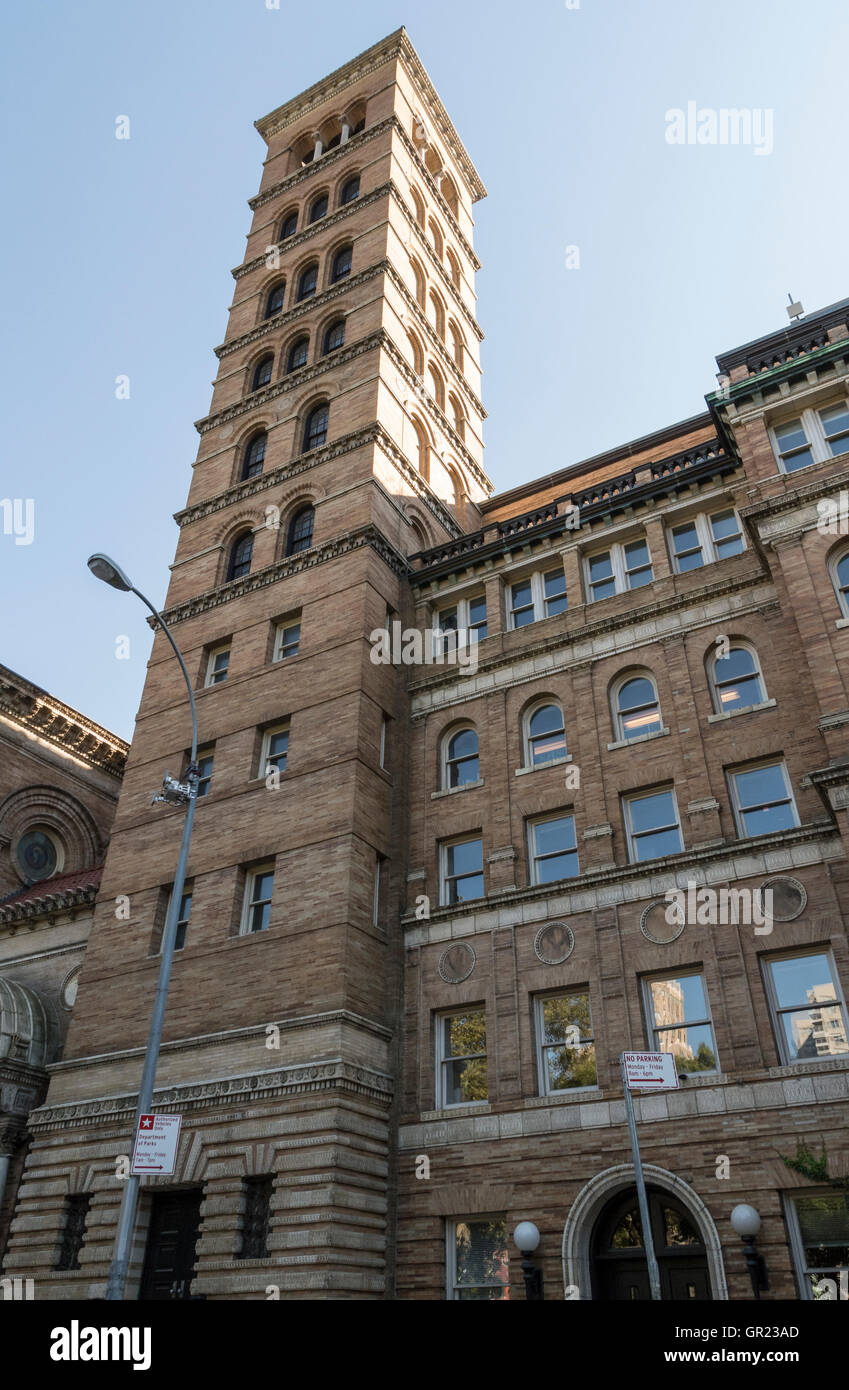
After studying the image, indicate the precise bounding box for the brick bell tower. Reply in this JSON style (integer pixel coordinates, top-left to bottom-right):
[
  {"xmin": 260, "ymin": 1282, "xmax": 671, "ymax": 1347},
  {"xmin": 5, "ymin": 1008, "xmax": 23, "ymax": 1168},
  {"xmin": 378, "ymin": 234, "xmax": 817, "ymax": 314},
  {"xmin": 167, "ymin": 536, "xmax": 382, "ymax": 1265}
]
[{"xmin": 3, "ymin": 30, "xmax": 489, "ymax": 1299}]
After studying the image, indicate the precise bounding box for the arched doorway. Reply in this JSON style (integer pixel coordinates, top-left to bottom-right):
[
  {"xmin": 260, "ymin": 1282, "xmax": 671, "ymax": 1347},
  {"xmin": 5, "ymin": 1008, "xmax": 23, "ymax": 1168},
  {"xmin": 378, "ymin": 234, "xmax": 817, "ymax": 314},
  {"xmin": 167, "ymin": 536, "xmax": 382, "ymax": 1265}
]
[{"xmin": 590, "ymin": 1185, "xmax": 711, "ymax": 1300}]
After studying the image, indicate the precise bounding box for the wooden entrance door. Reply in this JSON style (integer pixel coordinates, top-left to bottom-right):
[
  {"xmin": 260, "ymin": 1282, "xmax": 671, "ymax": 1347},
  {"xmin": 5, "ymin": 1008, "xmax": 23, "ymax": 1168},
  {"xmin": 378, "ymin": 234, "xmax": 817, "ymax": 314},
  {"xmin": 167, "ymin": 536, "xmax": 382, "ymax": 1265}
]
[
  {"xmin": 139, "ymin": 1189, "xmax": 203, "ymax": 1300},
  {"xmin": 591, "ymin": 1187, "xmax": 712, "ymax": 1300}
]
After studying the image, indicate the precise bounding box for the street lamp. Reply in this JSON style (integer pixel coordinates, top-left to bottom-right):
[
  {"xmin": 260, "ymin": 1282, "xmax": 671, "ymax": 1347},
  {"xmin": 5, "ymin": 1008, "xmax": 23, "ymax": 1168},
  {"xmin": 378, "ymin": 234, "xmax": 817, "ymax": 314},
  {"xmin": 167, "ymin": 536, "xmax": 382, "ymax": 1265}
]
[
  {"xmin": 513, "ymin": 1221, "xmax": 543, "ymax": 1300},
  {"xmin": 87, "ymin": 553, "xmax": 199, "ymax": 1300},
  {"xmin": 730, "ymin": 1204, "xmax": 769, "ymax": 1299}
]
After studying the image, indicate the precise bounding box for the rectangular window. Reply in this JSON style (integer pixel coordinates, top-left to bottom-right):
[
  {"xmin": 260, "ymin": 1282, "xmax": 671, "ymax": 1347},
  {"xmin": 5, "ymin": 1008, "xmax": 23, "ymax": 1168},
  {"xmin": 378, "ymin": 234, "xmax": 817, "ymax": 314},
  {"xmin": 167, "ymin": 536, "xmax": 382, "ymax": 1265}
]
[
  {"xmin": 260, "ymin": 723, "xmax": 289, "ymax": 777},
  {"xmin": 241, "ymin": 865, "xmax": 275, "ymax": 935},
  {"xmin": 728, "ymin": 760, "xmax": 798, "ymax": 838},
  {"xmin": 763, "ymin": 950, "xmax": 849, "ymax": 1064},
  {"xmin": 774, "ymin": 417, "xmax": 815, "ymax": 472},
  {"xmin": 643, "ymin": 971, "xmax": 718, "ymax": 1074},
  {"xmin": 528, "ymin": 814, "xmax": 579, "ymax": 884},
  {"xmin": 535, "ymin": 992, "xmax": 596, "ymax": 1093},
  {"xmin": 195, "ymin": 747, "xmax": 214, "ymax": 798},
  {"xmin": 586, "ymin": 538, "xmax": 653, "ymax": 602},
  {"xmin": 237, "ymin": 1176, "xmax": 273, "ymax": 1260},
  {"xmin": 163, "ymin": 883, "xmax": 193, "ymax": 952},
  {"xmin": 507, "ymin": 569, "xmax": 566, "ymax": 629},
  {"xmin": 273, "ymin": 617, "xmax": 300, "ymax": 662},
  {"xmin": 205, "ymin": 644, "xmax": 231, "ymax": 686},
  {"xmin": 436, "ymin": 594, "xmax": 487, "ymax": 652},
  {"xmin": 437, "ymin": 1010, "xmax": 487, "ymax": 1106},
  {"xmin": 54, "ymin": 1194, "xmax": 91, "ymax": 1271},
  {"xmin": 669, "ymin": 509, "xmax": 744, "ymax": 573},
  {"xmin": 623, "ymin": 787, "xmax": 683, "ymax": 863},
  {"xmin": 820, "ymin": 401, "xmax": 849, "ymax": 457},
  {"xmin": 446, "ymin": 1218, "xmax": 509, "ymax": 1300},
  {"xmin": 786, "ymin": 1192, "xmax": 849, "ymax": 1299},
  {"xmin": 440, "ymin": 836, "xmax": 484, "ymax": 905}
]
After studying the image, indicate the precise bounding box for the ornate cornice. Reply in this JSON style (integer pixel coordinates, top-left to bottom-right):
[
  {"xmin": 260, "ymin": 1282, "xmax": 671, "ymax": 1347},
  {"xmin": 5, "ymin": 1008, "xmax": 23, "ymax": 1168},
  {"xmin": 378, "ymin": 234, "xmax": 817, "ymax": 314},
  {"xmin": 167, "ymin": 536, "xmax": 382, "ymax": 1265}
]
[
  {"xmin": 175, "ymin": 418, "xmax": 462, "ymax": 537},
  {"xmin": 0, "ymin": 666, "xmax": 127, "ymax": 778},
  {"xmin": 153, "ymin": 522, "xmax": 410, "ymax": 629},
  {"xmin": 253, "ymin": 28, "xmax": 486, "ymax": 203},
  {"xmin": 30, "ymin": 1057, "xmax": 394, "ymax": 1133},
  {"xmin": 740, "ymin": 464, "xmax": 849, "ymax": 537},
  {"xmin": 0, "ymin": 882, "xmax": 98, "ymax": 925}
]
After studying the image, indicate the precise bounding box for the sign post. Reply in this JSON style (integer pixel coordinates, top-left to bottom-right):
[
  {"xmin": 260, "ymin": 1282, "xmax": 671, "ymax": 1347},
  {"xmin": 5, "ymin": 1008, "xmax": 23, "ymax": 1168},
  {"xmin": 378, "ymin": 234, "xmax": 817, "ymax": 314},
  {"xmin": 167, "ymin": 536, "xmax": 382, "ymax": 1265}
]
[
  {"xmin": 620, "ymin": 1053, "xmax": 679, "ymax": 1302},
  {"xmin": 130, "ymin": 1113, "xmax": 182, "ymax": 1176}
]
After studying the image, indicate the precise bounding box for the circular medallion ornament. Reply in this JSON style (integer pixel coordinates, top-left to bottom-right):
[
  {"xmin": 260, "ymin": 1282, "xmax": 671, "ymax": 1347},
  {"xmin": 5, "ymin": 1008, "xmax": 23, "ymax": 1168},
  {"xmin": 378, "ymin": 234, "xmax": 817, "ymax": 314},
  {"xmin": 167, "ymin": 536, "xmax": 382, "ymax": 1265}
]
[
  {"xmin": 16, "ymin": 828, "xmax": 60, "ymax": 882},
  {"xmin": 640, "ymin": 898, "xmax": 685, "ymax": 945},
  {"xmin": 758, "ymin": 876, "xmax": 807, "ymax": 923},
  {"xmin": 534, "ymin": 922, "xmax": 575, "ymax": 965},
  {"xmin": 438, "ymin": 942, "xmax": 476, "ymax": 984}
]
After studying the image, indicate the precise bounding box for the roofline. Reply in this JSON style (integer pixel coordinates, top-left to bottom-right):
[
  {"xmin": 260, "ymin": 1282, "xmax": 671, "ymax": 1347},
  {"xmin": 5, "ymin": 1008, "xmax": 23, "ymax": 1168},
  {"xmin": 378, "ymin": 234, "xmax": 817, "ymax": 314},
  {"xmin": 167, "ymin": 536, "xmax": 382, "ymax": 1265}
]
[
  {"xmin": 480, "ymin": 410, "xmax": 714, "ymax": 513},
  {"xmin": 254, "ymin": 28, "xmax": 487, "ymax": 202},
  {"xmin": 715, "ymin": 296, "xmax": 849, "ymax": 373}
]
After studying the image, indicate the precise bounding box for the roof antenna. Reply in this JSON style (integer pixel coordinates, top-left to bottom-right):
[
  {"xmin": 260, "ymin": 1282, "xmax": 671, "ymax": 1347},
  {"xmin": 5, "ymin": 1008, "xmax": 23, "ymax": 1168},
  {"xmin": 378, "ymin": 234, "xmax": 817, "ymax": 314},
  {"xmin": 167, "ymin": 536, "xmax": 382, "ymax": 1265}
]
[{"xmin": 786, "ymin": 292, "xmax": 804, "ymax": 322}]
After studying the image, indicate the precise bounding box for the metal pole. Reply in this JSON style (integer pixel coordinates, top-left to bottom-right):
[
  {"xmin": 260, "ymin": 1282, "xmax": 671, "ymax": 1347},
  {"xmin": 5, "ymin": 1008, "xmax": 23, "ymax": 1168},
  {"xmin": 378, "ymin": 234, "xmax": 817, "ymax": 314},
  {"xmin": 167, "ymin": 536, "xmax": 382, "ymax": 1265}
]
[
  {"xmin": 105, "ymin": 588, "xmax": 198, "ymax": 1301},
  {"xmin": 620, "ymin": 1055, "xmax": 662, "ymax": 1301}
]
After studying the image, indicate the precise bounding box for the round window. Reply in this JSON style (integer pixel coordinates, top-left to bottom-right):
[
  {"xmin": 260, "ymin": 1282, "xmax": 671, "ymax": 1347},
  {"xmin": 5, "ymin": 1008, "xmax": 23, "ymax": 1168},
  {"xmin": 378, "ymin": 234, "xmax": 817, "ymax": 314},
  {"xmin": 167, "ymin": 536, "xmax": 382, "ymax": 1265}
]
[{"xmin": 16, "ymin": 828, "xmax": 61, "ymax": 881}]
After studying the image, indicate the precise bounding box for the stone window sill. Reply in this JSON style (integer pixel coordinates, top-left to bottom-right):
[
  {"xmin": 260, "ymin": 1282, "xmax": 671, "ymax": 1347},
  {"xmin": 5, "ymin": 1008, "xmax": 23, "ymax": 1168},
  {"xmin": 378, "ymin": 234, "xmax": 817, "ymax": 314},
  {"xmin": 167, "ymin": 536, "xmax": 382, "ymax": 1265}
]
[
  {"xmin": 707, "ymin": 698, "xmax": 776, "ymax": 723},
  {"xmin": 432, "ymin": 779, "xmax": 484, "ymax": 800},
  {"xmin": 836, "ymin": 617, "xmax": 849, "ymax": 630},
  {"xmin": 607, "ymin": 727, "xmax": 670, "ymax": 752},
  {"xmin": 515, "ymin": 754, "xmax": 573, "ymax": 776}
]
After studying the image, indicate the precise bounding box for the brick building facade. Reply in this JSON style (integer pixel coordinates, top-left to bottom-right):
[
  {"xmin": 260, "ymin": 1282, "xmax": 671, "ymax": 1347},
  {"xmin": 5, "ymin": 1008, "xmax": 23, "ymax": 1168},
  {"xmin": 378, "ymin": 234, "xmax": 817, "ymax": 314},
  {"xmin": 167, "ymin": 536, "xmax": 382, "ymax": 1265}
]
[{"xmin": 3, "ymin": 29, "xmax": 849, "ymax": 1300}]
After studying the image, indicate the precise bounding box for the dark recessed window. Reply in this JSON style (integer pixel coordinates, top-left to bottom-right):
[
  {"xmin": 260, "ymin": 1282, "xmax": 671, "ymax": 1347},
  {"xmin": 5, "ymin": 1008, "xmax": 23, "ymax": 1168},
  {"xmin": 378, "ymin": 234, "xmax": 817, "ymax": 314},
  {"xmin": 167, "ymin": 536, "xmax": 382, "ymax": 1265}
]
[
  {"xmin": 325, "ymin": 132, "xmax": 341, "ymax": 152},
  {"xmin": 340, "ymin": 176, "xmax": 360, "ymax": 205},
  {"xmin": 303, "ymin": 404, "xmax": 329, "ymax": 452},
  {"xmin": 296, "ymin": 265, "xmax": 318, "ymax": 301},
  {"xmin": 351, "ymin": 118, "xmax": 365, "ymax": 135},
  {"xmin": 17, "ymin": 829, "xmax": 59, "ymax": 881},
  {"xmin": 242, "ymin": 431, "xmax": 267, "ymax": 480},
  {"xmin": 323, "ymin": 320, "xmax": 345, "ymax": 354},
  {"xmin": 286, "ymin": 505, "xmax": 315, "ymax": 555},
  {"xmin": 251, "ymin": 355, "xmax": 273, "ymax": 391},
  {"xmin": 309, "ymin": 194, "xmax": 328, "ymax": 224},
  {"xmin": 55, "ymin": 1194, "xmax": 91, "ymax": 1271},
  {"xmin": 264, "ymin": 283, "xmax": 285, "ymax": 318},
  {"xmin": 331, "ymin": 246, "xmax": 352, "ymax": 282},
  {"xmin": 287, "ymin": 337, "xmax": 309, "ymax": 373},
  {"xmin": 237, "ymin": 1176, "xmax": 274, "ymax": 1259},
  {"xmin": 279, "ymin": 211, "xmax": 298, "ymax": 240},
  {"xmin": 227, "ymin": 532, "xmax": 254, "ymax": 582}
]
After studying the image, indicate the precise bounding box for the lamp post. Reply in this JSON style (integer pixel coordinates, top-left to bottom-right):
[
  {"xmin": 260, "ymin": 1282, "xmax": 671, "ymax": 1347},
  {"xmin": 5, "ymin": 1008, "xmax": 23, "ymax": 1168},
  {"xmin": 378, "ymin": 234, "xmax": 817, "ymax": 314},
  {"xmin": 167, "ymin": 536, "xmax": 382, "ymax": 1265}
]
[
  {"xmin": 513, "ymin": 1221, "xmax": 543, "ymax": 1300},
  {"xmin": 87, "ymin": 554, "xmax": 199, "ymax": 1301},
  {"xmin": 730, "ymin": 1204, "xmax": 769, "ymax": 1299}
]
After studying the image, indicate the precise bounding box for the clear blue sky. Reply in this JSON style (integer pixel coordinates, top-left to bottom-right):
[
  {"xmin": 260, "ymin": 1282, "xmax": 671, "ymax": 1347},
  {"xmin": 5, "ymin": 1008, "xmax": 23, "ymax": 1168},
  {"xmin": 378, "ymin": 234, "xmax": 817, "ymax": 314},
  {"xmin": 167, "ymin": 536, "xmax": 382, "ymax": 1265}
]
[{"xmin": 2, "ymin": 0, "xmax": 847, "ymax": 740}]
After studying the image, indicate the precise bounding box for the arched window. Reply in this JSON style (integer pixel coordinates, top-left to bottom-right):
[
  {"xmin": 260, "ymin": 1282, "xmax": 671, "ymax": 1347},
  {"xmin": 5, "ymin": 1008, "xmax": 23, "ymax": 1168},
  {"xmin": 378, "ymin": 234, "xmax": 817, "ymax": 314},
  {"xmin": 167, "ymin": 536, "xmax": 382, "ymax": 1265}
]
[
  {"xmin": 303, "ymin": 403, "xmax": 329, "ymax": 452},
  {"xmin": 340, "ymin": 176, "xmax": 360, "ymax": 205},
  {"xmin": 428, "ymin": 218, "xmax": 444, "ymax": 259},
  {"xmin": 296, "ymin": 264, "xmax": 318, "ymax": 301},
  {"xmin": 614, "ymin": 674, "xmax": 662, "ymax": 742},
  {"xmin": 279, "ymin": 210, "xmax": 298, "ymax": 240},
  {"xmin": 449, "ymin": 394, "xmax": 466, "ymax": 441},
  {"xmin": 227, "ymin": 531, "xmax": 253, "ymax": 582},
  {"xmin": 287, "ymin": 336, "xmax": 309, "ymax": 373},
  {"xmin": 443, "ymin": 727, "xmax": 479, "ymax": 789},
  {"xmin": 286, "ymin": 505, "xmax": 314, "ymax": 556},
  {"xmin": 446, "ymin": 248, "xmax": 461, "ymax": 289},
  {"xmin": 411, "ymin": 419, "xmax": 429, "ymax": 477},
  {"xmin": 264, "ymin": 282, "xmax": 286, "ymax": 318},
  {"xmin": 309, "ymin": 193, "xmax": 328, "ymax": 224},
  {"xmin": 831, "ymin": 548, "xmax": 849, "ymax": 618},
  {"xmin": 407, "ymin": 331, "xmax": 424, "ymax": 377},
  {"xmin": 709, "ymin": 644, "xmax": 766, "ymax": 713},
  {"xmin": 428, "ymin": 364, "xmax": 445, "ymax": 411},
  {"xmin": 525, "ymin": 703, "xmax": 567, "ymax": 767},
  {"xmin": 323, "ymin": 319, "xmax": 345, "ymax": 354},
  {"xmin": 251, "ymin": 354, "xmax": 273, "ymax": 391},
  {"xmin": 428, "ymin": 290, "xmax": 445, "ymax": 339},
  {"xmin": 241, "ymin": 431, "xmax": 267, "ymax": 480},
  {"xmin": 441, "ymin": 175, "xmax": 459, "ymax": 220},
  {"xmin": 411, "ymin": 258, "xmax": 426, "ymax": 309},
  {"xmin": 331, "ymin": 245, "xmax": 352, "ymax": 282},
  {"xmin": 449, "ymin": 322, "xmax": 464, "ymax": 370},
  {"xmin": 410, "ymin": 187, "xmax": 426, "ymax": 227}
]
